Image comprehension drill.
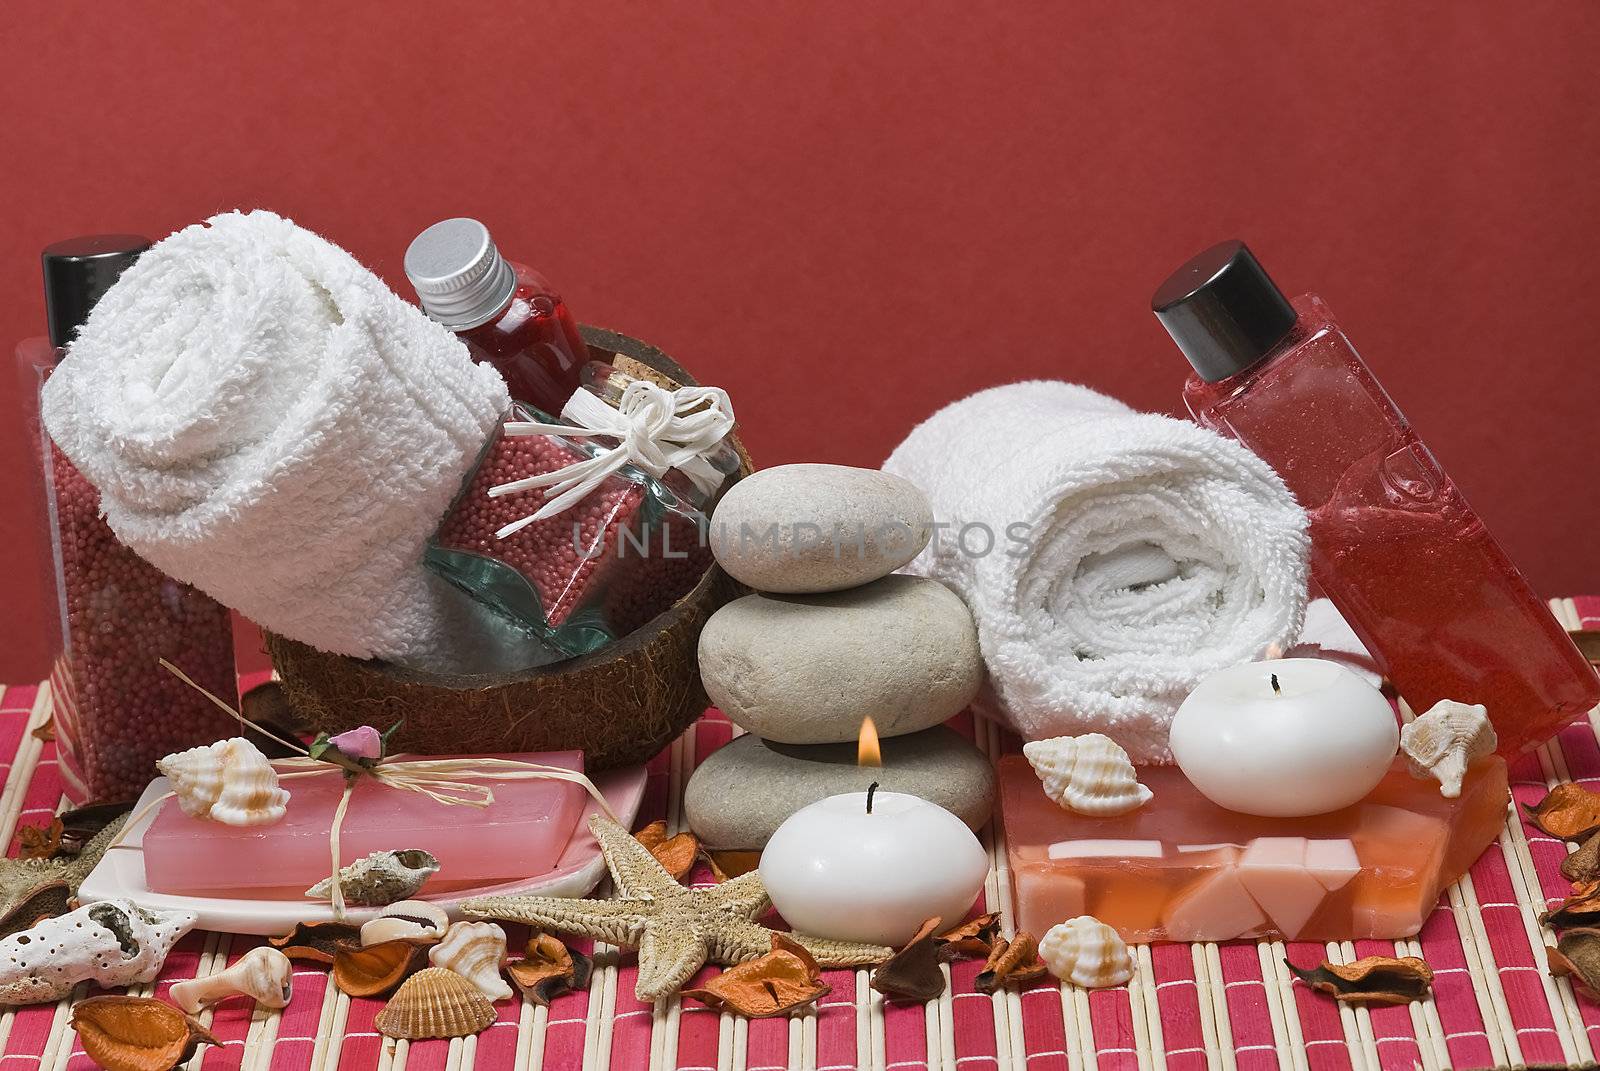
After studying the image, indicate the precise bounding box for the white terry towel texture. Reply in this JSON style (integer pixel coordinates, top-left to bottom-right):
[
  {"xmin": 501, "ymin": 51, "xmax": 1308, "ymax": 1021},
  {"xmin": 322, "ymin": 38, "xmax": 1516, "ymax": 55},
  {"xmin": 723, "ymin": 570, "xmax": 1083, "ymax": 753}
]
[
  {"xmin": 883, "ymin": 381, "xmax": 1310, "ymax": 763},
  {"xmin": 41, "ymin": 210, "xmax": 512, "ymax": 666}
]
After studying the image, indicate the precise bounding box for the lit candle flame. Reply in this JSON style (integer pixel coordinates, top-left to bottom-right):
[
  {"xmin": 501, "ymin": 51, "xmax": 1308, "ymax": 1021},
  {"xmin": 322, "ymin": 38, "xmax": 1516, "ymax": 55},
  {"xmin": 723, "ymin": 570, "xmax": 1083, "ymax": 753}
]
[
  {"xmin": 1264, "ymin": 642, "xmax": 1284, "ymax": 661},
  {"xmin": 858, "ymin": 716, "xmax": 882, "ymax": 767}
]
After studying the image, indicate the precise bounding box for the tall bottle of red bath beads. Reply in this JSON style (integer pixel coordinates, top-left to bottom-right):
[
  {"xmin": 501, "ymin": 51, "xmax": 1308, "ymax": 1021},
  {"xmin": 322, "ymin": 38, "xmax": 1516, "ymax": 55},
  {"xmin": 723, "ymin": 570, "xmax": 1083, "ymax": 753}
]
[
  {"xmin": 404, "ymin": 218, "xmax": 589, "ymax": 417},
  {"xmin": 21, "ymin": 236, "xmax": 239, "ymax": 802},
  {"xmin": 1153, "ymin": 240, "xmax": 1599, "ymax": 757}
]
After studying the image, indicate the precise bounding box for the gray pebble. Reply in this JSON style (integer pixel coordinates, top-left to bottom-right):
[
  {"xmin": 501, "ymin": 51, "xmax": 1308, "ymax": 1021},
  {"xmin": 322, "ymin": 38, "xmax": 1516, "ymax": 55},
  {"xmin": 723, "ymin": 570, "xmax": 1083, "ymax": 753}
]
[
  {"xmin": 683, "ymin": 725, "xmax": 996, "ymax": 849},
  {"xmin": 698, "ymin": 575, "xmax": 982, "ymax": 744},
  {"xmin": 708, "ymin": 464, "xmax": 933, "ymax": 593}
]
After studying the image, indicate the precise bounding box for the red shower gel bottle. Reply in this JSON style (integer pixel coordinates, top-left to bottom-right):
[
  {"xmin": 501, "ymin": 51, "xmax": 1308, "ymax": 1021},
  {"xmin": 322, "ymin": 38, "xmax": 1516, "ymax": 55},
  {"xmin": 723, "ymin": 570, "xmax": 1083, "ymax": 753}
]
[
  {"xmin": 1154, "ymin": 241, "xmax": 1598, "ymax": 757},
  {"xmin": 405, "ymin": 218, "xmax": 589, "ymax": 416}
]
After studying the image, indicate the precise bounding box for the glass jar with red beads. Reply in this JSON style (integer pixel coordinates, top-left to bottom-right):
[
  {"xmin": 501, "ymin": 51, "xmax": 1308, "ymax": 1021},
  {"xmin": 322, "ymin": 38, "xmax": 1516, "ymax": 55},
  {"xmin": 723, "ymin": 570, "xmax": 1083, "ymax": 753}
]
[
  {"xmin": 26, "ymin": 236, "xmax": 239, "ymax": 802},
  {"xmin": 428, "ymin": 375, "xmax": 737, "ymax": 656}
]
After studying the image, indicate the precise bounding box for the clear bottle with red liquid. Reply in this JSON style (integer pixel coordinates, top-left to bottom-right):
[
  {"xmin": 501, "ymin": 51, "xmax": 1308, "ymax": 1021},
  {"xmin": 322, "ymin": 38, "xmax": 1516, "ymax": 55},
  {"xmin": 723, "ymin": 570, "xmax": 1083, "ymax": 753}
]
[
  {"xmin": 405, "ymin": 217, "xmax": 589, "ymax": 416},
  {"xmin": 1154, "ymin": 241, "xmax": 1599, "ymax": 757},
  {"xmin": 21, "ymin": 236, "xmax": 239, "ymax": 801}
]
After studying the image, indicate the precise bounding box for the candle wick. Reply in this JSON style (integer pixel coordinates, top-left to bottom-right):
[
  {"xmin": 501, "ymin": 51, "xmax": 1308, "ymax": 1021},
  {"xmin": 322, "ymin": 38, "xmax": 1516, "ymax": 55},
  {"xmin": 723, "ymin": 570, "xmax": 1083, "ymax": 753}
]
[
  {"xmin": 866, "ymin": 781, "xmax": 880, "ymax": 814},
  {"xmin": 1270, "ymin": 673, "xmax": 1281, "ymax": 696}
]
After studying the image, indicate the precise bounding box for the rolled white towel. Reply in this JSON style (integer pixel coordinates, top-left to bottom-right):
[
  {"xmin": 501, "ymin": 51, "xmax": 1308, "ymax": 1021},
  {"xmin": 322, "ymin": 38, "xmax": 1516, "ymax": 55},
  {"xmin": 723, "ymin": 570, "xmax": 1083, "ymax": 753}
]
[
  {"xmin": 883, "ymin": 381, "xmax": 1309, "ymax": 763},
  {"xmin": 41, "ymin": 210, "xmax": 512, "ymax": 666}
]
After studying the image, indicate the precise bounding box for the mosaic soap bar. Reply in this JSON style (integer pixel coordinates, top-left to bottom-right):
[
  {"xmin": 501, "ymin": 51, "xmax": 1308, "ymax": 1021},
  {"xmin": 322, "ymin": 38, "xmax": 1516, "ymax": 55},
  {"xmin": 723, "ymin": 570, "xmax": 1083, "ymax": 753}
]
[{"xmin": 1001, "ymin": 755, "xmax": 1508, "ymax": 943}]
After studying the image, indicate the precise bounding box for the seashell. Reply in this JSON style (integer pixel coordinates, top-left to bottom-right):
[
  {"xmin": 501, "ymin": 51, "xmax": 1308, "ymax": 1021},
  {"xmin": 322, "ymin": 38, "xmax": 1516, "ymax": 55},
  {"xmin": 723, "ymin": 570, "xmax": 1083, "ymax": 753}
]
[
  {"xmin": 157, "ymin": 737, "xmax": 288, "ymax": 827},
  {"xmin": 169, "ymin": 946, "xmax": 293, "ymax": 1013},
  {"xmin": 429, "ymin": 921, "xmax": 512, "ymax": 1001},
  {"xmin": 375, "ymin": 967, "xmax": 497, "ymax": 1039},
  {"xmin": 71, "ymin": 995, "xmax": 219, "ymax": 1071},
  {"xmin": 1038, "ymin": 915, "xmax": 1133, "ymax": 989},
  {"xmin": 1023, "ymin": 733, "xmax": 1152, "ymax": 816},
  {"xmin": 361, "ymin": 900, "xmax": 450, "ymax": 947},
  {"xmin": 0, "ymin": 899, "xmax": 196, "ymax": 1006},
  {"xmin": 305, "ymin": 849, "xmax": 440, "ymax": 906},
  {"xmin": 1402, "ymin": 700, "xmax": 1497, "ymax": 798}
]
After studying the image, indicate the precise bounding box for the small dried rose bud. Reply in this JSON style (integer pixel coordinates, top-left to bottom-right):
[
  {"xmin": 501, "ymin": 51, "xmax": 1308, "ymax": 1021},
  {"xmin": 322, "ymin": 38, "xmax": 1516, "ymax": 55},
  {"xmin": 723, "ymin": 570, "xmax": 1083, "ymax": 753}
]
[{"xmin": 329, "ymin": 726, "xmax": 383, "ymax": 761}]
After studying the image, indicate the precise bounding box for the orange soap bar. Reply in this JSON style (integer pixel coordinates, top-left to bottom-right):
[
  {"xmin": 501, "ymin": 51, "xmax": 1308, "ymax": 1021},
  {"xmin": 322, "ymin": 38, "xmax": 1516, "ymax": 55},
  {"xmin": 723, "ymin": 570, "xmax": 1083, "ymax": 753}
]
[{"xmin": 1001, "ymin": 755, "xmax": 1508, "ymax": 943}]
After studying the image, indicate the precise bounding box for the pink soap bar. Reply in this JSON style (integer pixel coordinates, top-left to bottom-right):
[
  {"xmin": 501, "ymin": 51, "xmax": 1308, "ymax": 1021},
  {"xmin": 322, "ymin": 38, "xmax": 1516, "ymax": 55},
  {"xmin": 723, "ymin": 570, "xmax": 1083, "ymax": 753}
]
[
  {"xmin": 1002, "ymin": 755, "xmax": 1508, "ymax": 943},
  {"xmin": 142, "ymin": 751, "xmax": 586, "ymax": 898}
]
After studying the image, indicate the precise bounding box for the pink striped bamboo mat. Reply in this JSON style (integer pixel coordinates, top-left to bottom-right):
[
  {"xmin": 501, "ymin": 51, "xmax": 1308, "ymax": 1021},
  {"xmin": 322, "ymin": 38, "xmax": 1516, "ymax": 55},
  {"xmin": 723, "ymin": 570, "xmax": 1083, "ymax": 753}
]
[{"xmin": 1, "ymin": 598, "xmax": 1597, "ymax": 1071}]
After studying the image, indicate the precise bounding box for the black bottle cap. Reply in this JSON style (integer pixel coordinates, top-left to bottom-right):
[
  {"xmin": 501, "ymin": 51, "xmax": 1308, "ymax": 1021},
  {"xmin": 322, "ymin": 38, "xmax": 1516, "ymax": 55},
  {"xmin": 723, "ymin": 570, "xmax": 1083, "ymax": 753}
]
[
  {"xmin": 1151, "ymin": 240, "xmax": 1298, "ymax": 382},
  {"xmin": 42, "ymin": 234, "xmax": 152, "ymax": 350}
]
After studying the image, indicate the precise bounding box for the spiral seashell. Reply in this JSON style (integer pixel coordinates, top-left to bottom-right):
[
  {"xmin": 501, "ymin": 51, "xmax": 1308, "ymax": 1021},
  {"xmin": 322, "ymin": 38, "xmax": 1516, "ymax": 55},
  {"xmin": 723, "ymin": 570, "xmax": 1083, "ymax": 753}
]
[
  {"xmin": 361, "ymin": 900, "xmax": 451, "ymax": 947},
  {"xmin": 1023, "ymin": 733, "xmax": 1152, "ymax": 816},
  {"xmin": 158, "ymin": 737, "xmax": 288, "ymax": 826},
  {"xmin": 428, "ymin": 921, "xmax": 511, "ymax": 1001},
  {"xmin": 1038, "ymin": 915, "xmax": 1133, "ymax": 989},
  {"xmin": 156, "ymin": 743, "xmax": 225, "ymax": 819},
  {"xmin": 0, "ymin": 899, "xmax": 196, "ymax": 1006},
  {"xmin": 375, "ymin": 967, "xmax": 496, "ymax": 1039},
  {"xmin": 305, "ymin": 849, "xmax": 440, "ymax": 907},
  {"xmin": 1401, "ymin": 700, "xmax": 1497, "ymax": 798},
  {"xmin": 170, "ymin": 946, "xmax": 293, "ymax": 1013}
]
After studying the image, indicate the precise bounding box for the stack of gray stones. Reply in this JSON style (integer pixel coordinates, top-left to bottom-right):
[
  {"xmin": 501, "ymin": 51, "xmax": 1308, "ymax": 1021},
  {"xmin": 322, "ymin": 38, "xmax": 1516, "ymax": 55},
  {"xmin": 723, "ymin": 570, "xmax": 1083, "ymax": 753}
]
[{"xmin": 684, "ymin": 463, "xmax": 995, "ymax": 851}]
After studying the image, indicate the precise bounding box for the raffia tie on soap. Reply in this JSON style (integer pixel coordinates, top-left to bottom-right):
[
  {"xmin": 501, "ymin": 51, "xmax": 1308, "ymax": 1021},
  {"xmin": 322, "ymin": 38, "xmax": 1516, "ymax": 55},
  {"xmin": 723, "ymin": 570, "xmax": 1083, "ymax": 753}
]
[{"xmin": 116, "ymin": 662, "xmax": 618, "ymax": 920}]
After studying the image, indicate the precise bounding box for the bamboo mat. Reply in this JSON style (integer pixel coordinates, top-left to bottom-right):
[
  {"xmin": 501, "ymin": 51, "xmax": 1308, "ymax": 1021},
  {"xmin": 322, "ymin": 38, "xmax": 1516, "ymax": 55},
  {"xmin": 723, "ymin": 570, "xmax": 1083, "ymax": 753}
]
[{"xmin": 1, "ymin": 598, "xmax": 1597, "ymax": 1071}]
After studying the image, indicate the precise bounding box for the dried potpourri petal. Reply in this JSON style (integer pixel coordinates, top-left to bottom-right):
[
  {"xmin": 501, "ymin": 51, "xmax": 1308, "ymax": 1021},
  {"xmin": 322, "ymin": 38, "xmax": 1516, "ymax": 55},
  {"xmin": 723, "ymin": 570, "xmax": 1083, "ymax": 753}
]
[
  {"xmin": 56, "ymin": 801, "xmax": 136, "ymax": 856},
  {"xmin": 1564, "ymin": 832, "xmax": 1600, "ymax": 885},
  {"xmin": 1526, "ymin": 783, "xmax": 1600, "ymax": 841},
  {"xmin": 937, "ymin": 913, "xmax": 1001, "ymax": 960},
  {"xmin": 1285, "ymin": 955, "xmax": 1433, "ymax": 1007},
  {"xmin": 269, "ymin": 921, "xmax": 363, "ymax": 964},
  {"xmin": 332, "ymin": 939, "xmax": 430, "ymax": 997},
  {"xmin": 31, "ymin": 717, "xmax": 55, "ymax": 743},
  {"xmin": 1547, "ymin": 927, "xmax": 1600, "ymax": 1000},
  {"xmin": 869, "ymin": 917, "xmax": 946, "ymax": 1002},
  {"xmin": 71, "ymin": 995, "xmax": 220, "ymax": 1071},
  {"xmin": 14, "ymin": 819, "xmax": 63, "ymax": 860},
  {"xmin": 1541, "ymin": 881, "xmax": 1600, "ymax": 929},
  {"xmin": 704, "ymin": 850, "xmax": 760, "ymax": 883},
  {"xmin": 974, "ymin": 932, "xmax": 1049, "ymax": 994},
  {"xmin": 507, "ymin": 933, "xmax": 594, "ymax": 1006},
  {"xmin": 682, "ymin": 933, "xmax": 830, "ymax": 1018},
  {"xmin": 633, "ymin": 821, "xmax": 699, "ymax": 882}
]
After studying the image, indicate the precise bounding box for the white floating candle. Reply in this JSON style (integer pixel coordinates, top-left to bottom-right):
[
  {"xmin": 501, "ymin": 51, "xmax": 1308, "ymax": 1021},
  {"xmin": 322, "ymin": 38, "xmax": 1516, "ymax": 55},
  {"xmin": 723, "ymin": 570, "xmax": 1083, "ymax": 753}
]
[
  {"xmin": 1169, "ymin": 658, "xmax": 1398, "ymax": 818},
  {"xmin": 759, "ymin": 787, "xmax": 988, "ymax": 947}
]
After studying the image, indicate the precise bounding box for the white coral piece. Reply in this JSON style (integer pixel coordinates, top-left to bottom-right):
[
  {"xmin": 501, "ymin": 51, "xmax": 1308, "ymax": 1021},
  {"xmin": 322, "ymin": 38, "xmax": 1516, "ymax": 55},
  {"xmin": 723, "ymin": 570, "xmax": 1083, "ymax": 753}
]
[
  {"xmin": 1039, "ymin": 915, "xmax": 1133, "ymax": 989},
  {"xmin": 1023, "ymin": 733, "xmax": 1152, "ymax": 816},
  {"xmin": 0, "ymin": 899, "xmax": 196, "ymax": 1006},
  {"xmin": 1401, "ymin": 700, "xmax": 1496, "ymax": 798},
  {"xmin": 157, "ymin": 737, "xmax": 288, "ymax": 826}
]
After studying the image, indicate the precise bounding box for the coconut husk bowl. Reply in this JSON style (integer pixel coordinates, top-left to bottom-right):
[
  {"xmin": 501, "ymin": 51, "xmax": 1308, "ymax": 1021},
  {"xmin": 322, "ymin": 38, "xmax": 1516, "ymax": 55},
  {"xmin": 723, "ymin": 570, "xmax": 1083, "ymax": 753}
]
[{"xmin": 264, "ymin": 326, "xmax": 748, "ymax": 770}]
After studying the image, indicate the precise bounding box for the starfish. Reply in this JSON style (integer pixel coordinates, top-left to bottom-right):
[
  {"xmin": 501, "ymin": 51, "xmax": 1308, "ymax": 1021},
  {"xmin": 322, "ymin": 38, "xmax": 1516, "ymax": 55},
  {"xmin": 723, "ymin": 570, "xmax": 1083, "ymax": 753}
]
[{"xmin": 463, "ymin": 815, "xmax": 891, "ymax": 1002}]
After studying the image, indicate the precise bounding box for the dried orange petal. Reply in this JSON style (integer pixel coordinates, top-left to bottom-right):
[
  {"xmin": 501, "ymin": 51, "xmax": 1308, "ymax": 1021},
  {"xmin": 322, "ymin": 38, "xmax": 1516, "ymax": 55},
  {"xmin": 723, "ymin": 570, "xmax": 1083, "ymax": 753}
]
[
  {"xmin": 269, "ymin": 920, "xmax": 363, "ymax": 964},
  {"xmin": 1548, "ymin": 928, "xmax": 1600, "ymax": 1001},
  {"xmin": 974, "ymin": 932, "xmax": 1049, "ymax": 994},
  {"xmin": 704, "ymin": 850, "xmax": 760, "ymax": 883},
  {"xmin": 1526, "ymin": 783, "xmax": 1600, "ymax": 841},
  {"xmin": 71, "ymin": 995, "xmax": 219, "ymax": 1071},
  {"xmin": 634, "ymin": 821, "xmax": 699, "ymax": 882},
  {"xmin": 332, "ymin": 938, "xmax": 429, "ymax": 997},
  {"xmin": 1286, "ymin": 955, "xmax": 1433, "ymax": 1007},
  {"xmin": 507, "ymin": 933, "xmax": 593, "ymax": 1006},
  {"xmin": 869, "ymin": 917, "xmax": 946, "ymax": 1002},
  {"xmin": 938, "ymin": 912, "xmax": 1001, "ymax": 960},
  {"xmin": 683, "ymin": 933, "xmax": 831, "ymax": 1018}
]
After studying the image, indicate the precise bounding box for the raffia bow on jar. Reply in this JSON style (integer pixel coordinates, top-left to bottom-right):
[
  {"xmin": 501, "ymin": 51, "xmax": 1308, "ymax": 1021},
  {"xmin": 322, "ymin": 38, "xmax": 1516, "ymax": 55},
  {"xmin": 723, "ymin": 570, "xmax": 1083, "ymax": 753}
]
[
  {"xmin": 429, "ymin": 376, "xmax": 740, "ymax": 656},
  {"xmin": 113, "ymin": 661, "xmax": 617, "ymax": 919}
]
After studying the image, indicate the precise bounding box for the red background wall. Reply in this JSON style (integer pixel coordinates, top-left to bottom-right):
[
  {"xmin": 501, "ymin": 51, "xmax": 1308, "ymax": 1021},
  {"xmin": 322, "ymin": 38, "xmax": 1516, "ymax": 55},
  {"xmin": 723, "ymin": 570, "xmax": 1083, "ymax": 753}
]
[{"xmin": 2, "ymin": 2, "xmax": 1597, "ymax": 683}]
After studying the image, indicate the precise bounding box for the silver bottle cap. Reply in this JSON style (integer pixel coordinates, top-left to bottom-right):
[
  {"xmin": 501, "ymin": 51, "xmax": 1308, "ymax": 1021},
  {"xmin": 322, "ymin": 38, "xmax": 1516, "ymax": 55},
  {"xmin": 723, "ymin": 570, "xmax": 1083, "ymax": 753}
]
[{"xmin": 404, "ymin": 218, "xmax": 517, "ymax": 330}]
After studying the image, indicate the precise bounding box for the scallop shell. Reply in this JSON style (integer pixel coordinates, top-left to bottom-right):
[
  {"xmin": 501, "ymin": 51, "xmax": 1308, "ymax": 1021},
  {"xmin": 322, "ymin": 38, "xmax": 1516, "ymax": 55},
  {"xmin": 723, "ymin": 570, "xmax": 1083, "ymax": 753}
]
[
  {"xmin": 305, "ymin": 849, "xmax": 440, "ymax": 906},
  {"xmin": 1023, "ymin": 733, "xmax": 1152, "ymax": 816},
  {"xmin": 1401, "ymin": 700, "xmax": 1497, "ymax": 798},
  {"xmin": 429, "ymin": 921, "xmax": 512, "ymax": 1001},
  {"xmin": 1038, "ymin": 915, "xmax": 1133, "ymax": 989},
  {"xmin": 361, "ymin": 900, "xmax": 451, "ymax": 947},
  {"xmin": 375, "ymin": 967, "xmax": 497, "ymax": 1039},
  {"xmin": 0, "ymin": 899, "xmax": 197, "ymax": 1006},
  {"xmin": 157, "ymin": 738, "xmax": 288, "ymax": 826}
]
